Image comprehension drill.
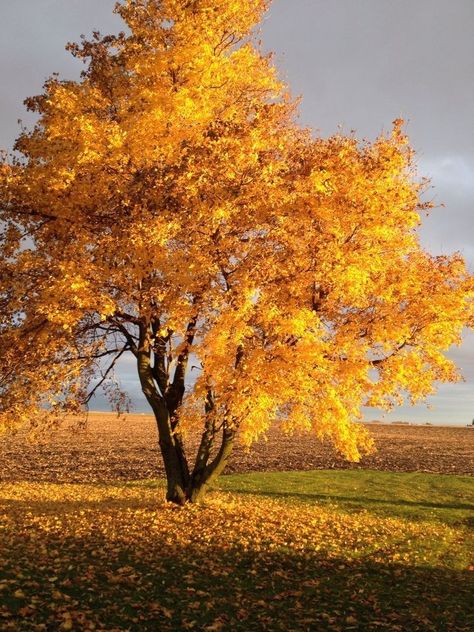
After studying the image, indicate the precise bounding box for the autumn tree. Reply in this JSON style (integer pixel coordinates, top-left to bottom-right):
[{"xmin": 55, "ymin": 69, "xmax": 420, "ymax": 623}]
[{"xmin": 1, "ymin": 0, "xmax": 473, "ymax": 503}]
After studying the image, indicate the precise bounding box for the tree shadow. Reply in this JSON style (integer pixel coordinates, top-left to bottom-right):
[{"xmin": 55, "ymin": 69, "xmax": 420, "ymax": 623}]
[
  {"xmin": 1, "ymin": 525, "xmax": 472, "ymax": 631},
  {"xmin": 223, "ymin": 488, "xmax": 474, "ymax": 523},
  {"xmin": 228, "ymin": 488, "xmax": 474, "ymax": 511},
  {"xmin": 0, "ymin": 496, "xmax": 157, "ymax": 513},
  {"xmin": 2, "ymin": 484, "xmax": 473, "ymax": 523}
]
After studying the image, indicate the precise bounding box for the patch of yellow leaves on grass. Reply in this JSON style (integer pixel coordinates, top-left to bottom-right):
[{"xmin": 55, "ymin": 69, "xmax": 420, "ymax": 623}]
[
  {"xmin": 0, "ymin": 482, "xmax": 468, "ymax": 631},
  {"xmin": 0, "ymin": 481, "xmax": 460, "ymax": 561}
]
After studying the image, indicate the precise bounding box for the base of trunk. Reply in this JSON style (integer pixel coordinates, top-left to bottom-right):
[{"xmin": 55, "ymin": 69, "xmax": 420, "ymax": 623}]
[
  {"xmin": 165, "ymin": 480, "xmax": 209, "ymax": 505},
  {"xmin": 163, "ymin": 426, "xmax": 234, "ymax": 505},
  {"xmin": 166, "ymin": 482, "xmax": 188, "ymax": 505}
]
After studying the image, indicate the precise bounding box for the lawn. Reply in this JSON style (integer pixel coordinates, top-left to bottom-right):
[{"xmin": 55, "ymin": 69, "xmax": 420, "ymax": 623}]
[
  {"xmin": 1, "ymin": 470, "xmax": 473, "ymax": 631},
  {"xmin": 216, "ymin": 469, "xmax": 474, "ymax": 525}
]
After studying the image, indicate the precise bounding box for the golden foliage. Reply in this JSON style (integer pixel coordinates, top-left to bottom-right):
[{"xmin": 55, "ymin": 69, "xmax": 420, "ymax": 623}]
[{"xmin": 1, "ymin": 0, "xmax": 473, "ymax": 468}]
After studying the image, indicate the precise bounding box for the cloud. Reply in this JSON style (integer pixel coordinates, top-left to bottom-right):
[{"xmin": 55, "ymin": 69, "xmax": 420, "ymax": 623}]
[{"xmin": 420, "ymin": 155, "xmax": 474, "ymax": 198}]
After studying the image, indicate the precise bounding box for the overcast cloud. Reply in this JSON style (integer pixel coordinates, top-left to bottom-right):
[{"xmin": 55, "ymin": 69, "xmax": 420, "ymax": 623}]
[{"xmin": 1, "ymin": 0, "xmax": 473, "ymax": 424}]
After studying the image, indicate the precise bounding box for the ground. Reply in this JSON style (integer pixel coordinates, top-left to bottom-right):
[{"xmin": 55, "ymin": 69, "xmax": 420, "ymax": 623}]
[
  {"xmin": 1, "ymin": 413, "xmax": 473, "ymax": 482},
  {"xmin": 0, "ymin": 415, "xmax": 473, "ymax": 631}
]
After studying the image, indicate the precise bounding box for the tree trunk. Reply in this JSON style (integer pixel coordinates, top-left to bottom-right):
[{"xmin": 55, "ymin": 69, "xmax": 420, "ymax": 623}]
[
  {"xmin": 136, "ymin": 321, "xmax": 235, "ymax": 504},
  {"xmin": 137, "ymin": 331, "xmax": 189, "ymax": 504},
  {"xmin": 187, "ymin": 425, "xmax": 235, "ymax": 503},
  {"xmin": 148, "ymin": 402, "xmax": 189, "ymax": 504},
  {"xmin": 154, "ymin": 414, "xmax": 235, "ymax": 504},
  {"xmin": 150, "ymin": 421, "xmax": 234, "ymax": 504}
]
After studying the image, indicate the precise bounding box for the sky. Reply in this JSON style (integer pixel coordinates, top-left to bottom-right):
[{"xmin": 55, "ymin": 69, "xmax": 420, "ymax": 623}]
[{"xmin": 1, "ymin": 0, "xmax": 473, "ymax": 424}]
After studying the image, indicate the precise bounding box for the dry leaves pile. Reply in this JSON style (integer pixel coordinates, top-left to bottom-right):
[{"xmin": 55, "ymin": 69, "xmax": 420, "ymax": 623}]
[
  {"xmin": 1, "ymin": 482, "xmax": 472, "ymax": 631},
  {"xmin": 0, "ymin": 414, "xmax": 472, "ymax": 483}
]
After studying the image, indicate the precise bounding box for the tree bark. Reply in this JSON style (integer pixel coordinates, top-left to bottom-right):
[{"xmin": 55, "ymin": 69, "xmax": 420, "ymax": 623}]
[
  {"xmin": 137, "ymin": 323, "xmax": 189, "ymax": 504},
  {"xmin": 187, "ymin": 423, "xmax": 235, "ymax": 503},
  {"xmin": 136, "ymin": 319, "xmax": 236, "ymax": 504}
]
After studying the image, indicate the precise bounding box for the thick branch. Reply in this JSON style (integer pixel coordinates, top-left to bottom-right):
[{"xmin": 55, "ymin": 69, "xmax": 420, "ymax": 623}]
[
  {"xmin": 165, "ymin": 313, "xmax": 198, "ymax": 417},
  {"xmin": 192, "ymin": 388, "xmax": 216, "ymax": 481},
  {"xmin": 151, "ymin": 318, "xmax": 169, "ymax": 397},
  {"xmin": 189, "ymin": 419, "xmax": 235, "ymax": 502}
]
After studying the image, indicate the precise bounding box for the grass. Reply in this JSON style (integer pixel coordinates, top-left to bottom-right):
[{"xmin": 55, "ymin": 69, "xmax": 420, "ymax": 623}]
[
  {"xmin": 0, "ymin": 470, "xmax": 473, "ymax": 631},
  {"xmin": 216, "ymin": 469, "xmax": 474, "ymax": 526}
]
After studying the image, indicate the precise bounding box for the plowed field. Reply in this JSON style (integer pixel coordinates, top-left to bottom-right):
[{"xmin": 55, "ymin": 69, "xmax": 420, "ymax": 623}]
[{"xmin": 1, "ymin": 414, "xmax": 472, "ymax": 482}]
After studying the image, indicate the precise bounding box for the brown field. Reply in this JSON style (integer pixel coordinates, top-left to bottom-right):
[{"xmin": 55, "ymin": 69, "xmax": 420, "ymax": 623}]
[{"xmin": 1, "ymin": 413, "xmax": 472, "ymax": 482}]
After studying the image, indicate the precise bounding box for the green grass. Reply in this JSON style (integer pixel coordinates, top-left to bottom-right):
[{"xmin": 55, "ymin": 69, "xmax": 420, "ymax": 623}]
[
  {"xmin": 1, "ymin": 470, "xmax": 473, "ymax": 631},
  {"xmin": 216, "ymin": 469, "xmax": 474, "ymax": 526}
]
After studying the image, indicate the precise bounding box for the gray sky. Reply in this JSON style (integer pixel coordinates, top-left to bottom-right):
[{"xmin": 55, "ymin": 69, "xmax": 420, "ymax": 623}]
[{"xmin": 1, "ymin": 0, "xmax": 473, "ymax": 424}]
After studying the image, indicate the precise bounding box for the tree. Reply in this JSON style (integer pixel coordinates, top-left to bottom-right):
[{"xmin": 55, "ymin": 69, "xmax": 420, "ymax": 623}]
[{"xmin": 0, "ymin": 0, "xmax": 472, "ymax": 504}]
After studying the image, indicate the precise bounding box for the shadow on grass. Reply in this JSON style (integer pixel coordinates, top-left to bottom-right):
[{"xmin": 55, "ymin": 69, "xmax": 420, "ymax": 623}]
[
  {"xmin": 0, "ymin": 498, "xmax": 151, "ymax": 513},
  {"xmin": 224, "ymin": 488, "xmax": 474, "ymax": 513},
  {"xmin": 1, "ymin": 526, "xmax": 473, "ymax": 632},
  {"xmin": 2, "ymin": 488, "xmax": 473, "ymax": 525}
]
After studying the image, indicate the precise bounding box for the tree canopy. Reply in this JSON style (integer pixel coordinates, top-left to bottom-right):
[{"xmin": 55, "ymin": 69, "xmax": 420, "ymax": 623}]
[{"xmin": 1, "ymin": 0, "xmax": 473, "ymax": 502}]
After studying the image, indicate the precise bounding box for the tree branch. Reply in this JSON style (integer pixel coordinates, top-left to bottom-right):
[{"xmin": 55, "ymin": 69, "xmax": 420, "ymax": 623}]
[
  {"xmin": 83, "ymin": 346, "xmax": 127, "ymax": 404},
  {"xmin": 165, "ymin": 312, "xmax": 198, "ymax": 416},
  {"xmin": 107, "ymin": 317, "xmax": 139, "ymax": 357},
  {"xmin": 370, "ymin": 341, "xmax": 409, "ymax": 366},
  {"xmin": 151, "ymin": 318, "xmax": 169, "ymax": 396}
]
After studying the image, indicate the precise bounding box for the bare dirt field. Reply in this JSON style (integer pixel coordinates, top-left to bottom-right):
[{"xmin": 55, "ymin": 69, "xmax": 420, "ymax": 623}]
[{"xmin": 1, "ymin": 413, "xmax": 472, "ymax": 482}]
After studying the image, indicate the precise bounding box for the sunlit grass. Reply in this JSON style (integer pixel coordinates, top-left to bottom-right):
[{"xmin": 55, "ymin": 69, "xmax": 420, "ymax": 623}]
[{"xmin": 216, "ymin": 469, "xmax": 474, "ymax": 526}]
